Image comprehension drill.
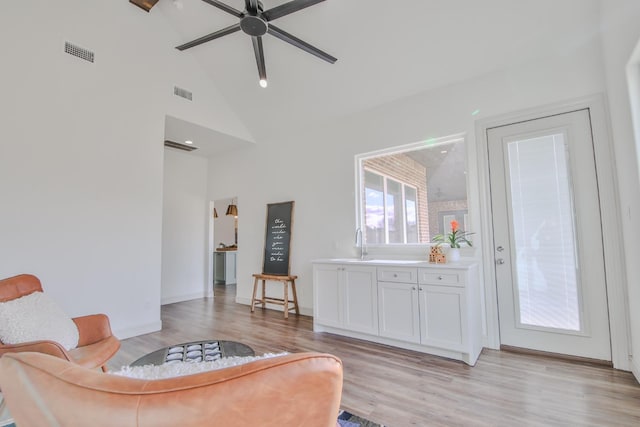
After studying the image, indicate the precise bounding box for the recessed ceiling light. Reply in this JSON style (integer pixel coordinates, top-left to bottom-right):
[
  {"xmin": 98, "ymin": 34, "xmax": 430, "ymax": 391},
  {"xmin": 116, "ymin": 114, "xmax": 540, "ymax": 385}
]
[
  {"xmin": 441, "ymin": 150, "xmax": 448, "ymax": 154},
  {"xmin": 185, "ymin": 140, "xmax": 193, "ymax": 145},
  {"xmin": 259, "ymin": 79, "xmax": 268, "ymax": 88}
]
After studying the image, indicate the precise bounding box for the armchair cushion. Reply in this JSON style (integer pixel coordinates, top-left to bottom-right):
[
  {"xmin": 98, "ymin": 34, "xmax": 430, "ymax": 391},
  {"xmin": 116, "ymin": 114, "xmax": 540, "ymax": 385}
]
[{"xmin": 0, "ymin": 291, "xmax": 79, "ymax": 350}]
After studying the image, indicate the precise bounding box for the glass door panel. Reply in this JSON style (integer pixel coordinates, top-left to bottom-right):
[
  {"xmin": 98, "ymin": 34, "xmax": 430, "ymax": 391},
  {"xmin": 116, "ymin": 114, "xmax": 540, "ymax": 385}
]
[{"xmin": 507, "ymin": 133, "xmax": 581, "ymax": 331}]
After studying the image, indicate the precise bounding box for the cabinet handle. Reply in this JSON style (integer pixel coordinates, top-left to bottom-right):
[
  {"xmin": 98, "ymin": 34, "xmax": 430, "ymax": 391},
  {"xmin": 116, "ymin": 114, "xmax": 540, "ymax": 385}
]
[
  {"xmin": 438, "ymin": 275, "xmax": 443, "ymax": 280},
  {"xmin": 419, "ymin": 287, "xmax": 423, "ymax": 291},
  {"xmin": 393, "ymin": 274, "xmax": 398, "ymax": 278},
  {"xmin": 412, "ymin": 286, "xmax": 417, "ymax": 290}
]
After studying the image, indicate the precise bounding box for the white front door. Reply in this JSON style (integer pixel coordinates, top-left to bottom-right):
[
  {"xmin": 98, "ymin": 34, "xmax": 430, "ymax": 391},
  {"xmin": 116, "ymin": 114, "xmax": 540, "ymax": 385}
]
[{"xmin": 487, "ymin": 109, "xmax": 611, "ymax": 361}]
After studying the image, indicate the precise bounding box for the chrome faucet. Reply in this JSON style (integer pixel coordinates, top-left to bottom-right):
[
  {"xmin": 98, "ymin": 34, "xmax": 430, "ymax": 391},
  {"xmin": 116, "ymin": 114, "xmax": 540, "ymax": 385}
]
[{"xmin": 355, "ymin": 227, "xmax": 367, "ymax": 260}]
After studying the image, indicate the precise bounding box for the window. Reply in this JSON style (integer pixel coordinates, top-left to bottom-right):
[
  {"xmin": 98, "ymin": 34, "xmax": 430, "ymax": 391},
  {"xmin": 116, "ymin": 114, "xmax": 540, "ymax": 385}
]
[
  {"xmin": 356, "ymin": 135, "xmax": 468, "ymax": 246},
  {"xmin": 364, "ymin": 170, "xmax": 419, "ymax": 244}
]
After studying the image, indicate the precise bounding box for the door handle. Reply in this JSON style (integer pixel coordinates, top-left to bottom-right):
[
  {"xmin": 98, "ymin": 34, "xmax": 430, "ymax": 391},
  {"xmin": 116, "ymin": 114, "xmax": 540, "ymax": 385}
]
[
  {"xmin": 496, "ymin": 246, "xmax": 504, "ymax": 252},
  {"xmin": 496, "ymin": 258, "xmax": 505, "ymax": 265}
]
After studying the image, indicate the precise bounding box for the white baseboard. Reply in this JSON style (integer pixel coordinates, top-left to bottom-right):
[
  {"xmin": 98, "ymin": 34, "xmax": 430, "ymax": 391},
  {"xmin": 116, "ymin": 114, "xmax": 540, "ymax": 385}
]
[
  {"xmin": 161, "ymin": 292, "xmax": 207, "ymax": 305},
  {"xmin": 114, "ymin": 321, "xmax": 162, "ymax": 340},
  {"xmin": 236, "ymin": 296, "xmax": 313, "ymax": 316},
  {"xmin": 631, "ymin": 357, "xmax": 640, "ymax": 383}
]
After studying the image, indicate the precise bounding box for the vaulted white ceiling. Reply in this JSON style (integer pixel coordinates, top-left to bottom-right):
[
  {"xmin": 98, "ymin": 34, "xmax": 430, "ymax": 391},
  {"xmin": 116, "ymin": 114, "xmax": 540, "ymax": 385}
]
[{"xmin": 156, "ymin": 0, "xmax": 601, "ymax": 145}]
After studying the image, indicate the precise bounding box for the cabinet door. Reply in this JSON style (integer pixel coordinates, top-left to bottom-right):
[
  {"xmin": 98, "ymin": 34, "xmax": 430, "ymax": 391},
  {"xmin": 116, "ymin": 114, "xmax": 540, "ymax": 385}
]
[
  {"xmin": 313, "ymin": 264, "xmax": 343, "ymax": 328},
  {"xmin": 419, "ymin": 285, "xmax": 466, "ymax": 351},
  {"xmin": 225, "ymin": 252, "xmax": 237, "ymax": 284},
  {"xmin": 343, "ymin": 266, "xmax": 378, "ymax": 335},
  {"xmin": 378, "ymin": 281, "xmax": 420, "ymax": 343},
  {"xmin": 214, "ymin": 253, "xmax": 225, "ymax": 282}
]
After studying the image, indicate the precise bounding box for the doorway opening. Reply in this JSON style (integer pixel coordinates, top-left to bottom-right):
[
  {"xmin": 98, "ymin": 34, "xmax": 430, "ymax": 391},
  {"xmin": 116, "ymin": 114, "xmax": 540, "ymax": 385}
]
[{"xmin": 212, "ymin": 198, "xmax": 238, "ymax": 297}]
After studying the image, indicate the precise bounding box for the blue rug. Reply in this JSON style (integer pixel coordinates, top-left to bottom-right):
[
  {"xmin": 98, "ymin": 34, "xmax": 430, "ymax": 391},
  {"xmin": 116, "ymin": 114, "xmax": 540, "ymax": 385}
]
[{"xmin": 338, "ymin": 410, "xmax": 383, "ymax": 427}]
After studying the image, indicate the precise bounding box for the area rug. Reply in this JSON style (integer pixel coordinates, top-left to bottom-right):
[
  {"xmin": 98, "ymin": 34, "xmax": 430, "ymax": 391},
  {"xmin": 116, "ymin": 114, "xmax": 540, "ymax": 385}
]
[{"xmin": 338, "ymin": 410, "xmax": 384, "ymax": 427}]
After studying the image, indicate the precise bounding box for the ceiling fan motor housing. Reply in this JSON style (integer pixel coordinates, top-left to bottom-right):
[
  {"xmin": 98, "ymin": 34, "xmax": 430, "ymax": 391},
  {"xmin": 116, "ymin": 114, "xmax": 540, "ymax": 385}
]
[
  {"xmin": 240, "ymin": 14, "xmax": 268, "ymax": 36},
  {"xmin": 241, "ymin": 0, "xmax": 267, "ymax": 36}
]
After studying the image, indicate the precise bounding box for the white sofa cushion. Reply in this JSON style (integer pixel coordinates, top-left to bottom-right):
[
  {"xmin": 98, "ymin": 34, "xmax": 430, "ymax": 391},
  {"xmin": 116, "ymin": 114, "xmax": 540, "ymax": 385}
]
[
  {"xmin": 111, "ymin": 352, "xmax": 289, "ymax": 380},
  {"xmin": 0, "ymin": 291, "xmax": 79, "ymax": 350}
]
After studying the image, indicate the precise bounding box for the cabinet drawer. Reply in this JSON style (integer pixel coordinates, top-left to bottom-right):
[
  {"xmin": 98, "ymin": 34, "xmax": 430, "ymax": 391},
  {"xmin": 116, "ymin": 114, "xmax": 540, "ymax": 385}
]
[
  {"xmin": 418, "ymin": 269, "xmax": 465, "ymax": 287},
  {"xmin": 377, "ymin": 267, "xmax": 418, "ymax": 283}
]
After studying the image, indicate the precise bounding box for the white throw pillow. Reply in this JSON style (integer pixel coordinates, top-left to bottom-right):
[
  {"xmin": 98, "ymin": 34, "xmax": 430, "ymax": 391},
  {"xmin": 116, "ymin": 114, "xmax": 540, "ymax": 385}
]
[
  {"xmin": 111, "ymin": 352, "xmax": 289, "ymax": 380},
  {"xmin": 0, "ymin": 291, "xmax": 79, "ymax": 350}
]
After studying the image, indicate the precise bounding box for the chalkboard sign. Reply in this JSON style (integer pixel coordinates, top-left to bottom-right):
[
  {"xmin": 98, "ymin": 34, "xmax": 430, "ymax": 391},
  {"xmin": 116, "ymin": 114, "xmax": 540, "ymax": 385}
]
[{"xmin": 262, "ymin": 201, "xmax": 294, "ymax": 276}]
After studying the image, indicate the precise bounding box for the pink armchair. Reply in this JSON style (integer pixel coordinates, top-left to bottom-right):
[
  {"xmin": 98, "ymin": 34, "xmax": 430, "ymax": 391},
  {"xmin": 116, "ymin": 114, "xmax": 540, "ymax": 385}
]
[
  {"xmin": 0, "ymin": 274, "xmax": 120, "ymax": 371},
  {"xmin": 0, "ymin": 351, "xmax": 344, "ymax": 427}
]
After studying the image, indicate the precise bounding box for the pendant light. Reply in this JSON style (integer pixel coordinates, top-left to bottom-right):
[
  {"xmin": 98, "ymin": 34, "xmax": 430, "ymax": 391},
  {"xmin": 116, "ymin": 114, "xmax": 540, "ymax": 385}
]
[{"xmin": 226, "ymin": 199, "xmax": 238, "ymax": 218}]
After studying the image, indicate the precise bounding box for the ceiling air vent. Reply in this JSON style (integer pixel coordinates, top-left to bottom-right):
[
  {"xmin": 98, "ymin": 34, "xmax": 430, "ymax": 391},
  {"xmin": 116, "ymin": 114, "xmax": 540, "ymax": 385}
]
[
  {"xmin": 174, "ymin": 86, "xmax": 193, "ymax": 101},
  {"xmin": 64, "ymin": 41, "xmax": 95, "ymax": 63},
  {"xmin": 164, "ymin": 140, "xmax": 198, "ymax": 152}
]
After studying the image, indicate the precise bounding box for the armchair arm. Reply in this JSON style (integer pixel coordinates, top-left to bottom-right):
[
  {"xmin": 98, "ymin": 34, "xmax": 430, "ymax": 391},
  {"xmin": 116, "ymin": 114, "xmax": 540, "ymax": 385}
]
[
  {"xmin": 0, "ymin": 340, "xmax": 71, "ymax": 361},
  {"xmin": 73, "ymin": 314, "xmax": 114, "ymax": 347}
]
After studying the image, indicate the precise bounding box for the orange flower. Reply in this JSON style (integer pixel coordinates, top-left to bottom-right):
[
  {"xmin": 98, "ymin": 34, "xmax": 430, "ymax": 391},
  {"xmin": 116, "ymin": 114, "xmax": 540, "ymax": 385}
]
[{"xmin": 451, "ymin": 220, "xmax": 459, "ymax": 232}]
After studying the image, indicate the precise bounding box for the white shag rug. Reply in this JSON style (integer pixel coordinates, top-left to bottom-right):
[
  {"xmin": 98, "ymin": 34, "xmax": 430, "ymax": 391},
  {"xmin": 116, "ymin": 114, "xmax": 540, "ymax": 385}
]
[{"xmin": 111, "ymin": 352, "xmax": 289, "ymax": 380}]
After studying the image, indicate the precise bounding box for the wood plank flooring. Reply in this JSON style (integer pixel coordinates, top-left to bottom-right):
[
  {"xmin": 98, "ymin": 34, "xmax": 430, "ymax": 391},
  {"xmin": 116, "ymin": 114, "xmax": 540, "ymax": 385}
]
[{"xmin": 108, "ymin": 284, "xmax": 640, "ymax": 426}]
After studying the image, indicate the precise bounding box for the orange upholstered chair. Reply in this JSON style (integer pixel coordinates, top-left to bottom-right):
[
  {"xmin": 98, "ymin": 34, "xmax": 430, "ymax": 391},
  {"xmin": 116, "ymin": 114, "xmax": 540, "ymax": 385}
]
[
  {"xmin": 0, "ymin": 351, "xmax": 343, "ymax": 427},
  {"xmin": 0, "ymin": 274, "xmax": 120, "ymax": 371}
]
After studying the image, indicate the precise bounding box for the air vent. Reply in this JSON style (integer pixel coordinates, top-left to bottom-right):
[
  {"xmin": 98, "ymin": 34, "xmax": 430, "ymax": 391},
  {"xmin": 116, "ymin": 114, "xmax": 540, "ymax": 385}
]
[
  {"xmin": 174, "ymin": 86, "xmax": 193, "ymax": 101},
  {"xmin": 164, "ymin": 140, "xmax": 198, "ymax": 152},
  {"xmin": 64, "ymin": 41, "xmax": 95, "ymax": 63}
]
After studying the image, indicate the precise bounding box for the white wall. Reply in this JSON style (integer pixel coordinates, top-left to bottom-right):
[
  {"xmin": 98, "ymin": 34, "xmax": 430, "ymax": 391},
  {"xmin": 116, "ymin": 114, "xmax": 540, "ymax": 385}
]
[
  {"xmin": 600, "ymin": 0, "xmax": 640, "ymax": 380},
  {"xmin": 161, "ymin": 149, "xmax": 209, "ymax": 305},
  {"xmin": 208, "ymin": 39, "xmax": 606, "ymax": 316},
  {"xmin": 0, "ymin": 1, "xmax": 248, "ymax": 338}
]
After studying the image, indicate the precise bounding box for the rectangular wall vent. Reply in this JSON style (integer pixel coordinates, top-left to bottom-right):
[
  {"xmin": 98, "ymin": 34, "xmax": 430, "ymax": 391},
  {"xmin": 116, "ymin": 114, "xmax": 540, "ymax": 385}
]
[
  {"xmin": 64, "ymin": 41, "xmax": 95, "ymax": 63},
  {"xmin": 164, "ymin": 140, "xmax": 199, "ymax": 152},
  {"xmin": 174, "ymin": 86, "xmax": 193, "ymax": 101}
]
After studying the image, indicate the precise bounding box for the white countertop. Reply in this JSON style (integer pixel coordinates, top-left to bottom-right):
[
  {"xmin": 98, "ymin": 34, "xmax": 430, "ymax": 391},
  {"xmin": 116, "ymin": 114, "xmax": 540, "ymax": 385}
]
[{"xmin": 313, "ymin": 258, "xmax": 477, "ymax": 269}]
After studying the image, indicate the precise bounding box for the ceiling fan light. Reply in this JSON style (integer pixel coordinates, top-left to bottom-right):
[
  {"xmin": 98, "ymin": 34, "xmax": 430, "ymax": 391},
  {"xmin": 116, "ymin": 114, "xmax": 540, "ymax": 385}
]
[{"xmin": 259, "ymin": 79, "xmax": 268, "ymax": 88}]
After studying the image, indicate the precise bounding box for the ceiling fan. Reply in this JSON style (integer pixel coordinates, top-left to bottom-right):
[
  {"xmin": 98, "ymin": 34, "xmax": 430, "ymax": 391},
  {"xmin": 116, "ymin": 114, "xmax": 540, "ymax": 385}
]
[{"xmin": 176, "ymin": 0, "xmax": 337, "ymax": 88}]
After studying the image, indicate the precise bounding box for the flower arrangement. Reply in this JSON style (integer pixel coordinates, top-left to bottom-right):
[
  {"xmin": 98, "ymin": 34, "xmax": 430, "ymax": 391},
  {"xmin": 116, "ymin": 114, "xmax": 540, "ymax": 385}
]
[{"xmin": 433, "ymin": 220, "xmax": 474, "ymax": 248}]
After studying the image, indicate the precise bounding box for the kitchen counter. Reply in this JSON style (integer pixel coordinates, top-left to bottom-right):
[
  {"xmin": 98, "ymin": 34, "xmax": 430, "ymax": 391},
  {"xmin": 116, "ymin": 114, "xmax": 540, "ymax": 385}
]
[{"xmin": 313, "ymin": 258, "xmax": 476, "ymax": 269}]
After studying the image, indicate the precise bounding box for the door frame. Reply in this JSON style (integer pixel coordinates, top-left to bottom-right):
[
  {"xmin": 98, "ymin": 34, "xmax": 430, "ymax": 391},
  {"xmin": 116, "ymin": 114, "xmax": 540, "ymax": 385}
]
[{"xmin": 475, "ymin": 94, "xmax": 630, "ymax": 370}]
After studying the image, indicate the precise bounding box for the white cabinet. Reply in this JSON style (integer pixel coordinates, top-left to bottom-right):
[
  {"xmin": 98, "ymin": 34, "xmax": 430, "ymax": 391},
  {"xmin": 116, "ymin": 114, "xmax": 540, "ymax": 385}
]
[
  {"xmin": 313, "ymin": 260, "xmax": 481, "ymax": 366},
  {"xmin": 313, "ymin": 264, "xmax": 378, "ymax": 335},
  {"xmin": 214, "ymin": 251, "xmax": 237, "ymax": 285}
]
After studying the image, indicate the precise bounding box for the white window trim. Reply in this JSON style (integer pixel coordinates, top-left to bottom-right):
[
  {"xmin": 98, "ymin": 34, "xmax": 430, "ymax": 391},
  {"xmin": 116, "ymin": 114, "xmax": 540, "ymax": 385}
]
[{"xmin": 354, "ymin": 133, "xmax": 467, "ymax": 256}]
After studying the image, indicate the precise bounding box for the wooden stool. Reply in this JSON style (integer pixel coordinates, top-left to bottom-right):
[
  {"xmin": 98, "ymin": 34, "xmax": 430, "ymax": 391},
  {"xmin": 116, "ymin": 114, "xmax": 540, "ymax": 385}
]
[{"xmin": 251, "ymin": 274, "xmax": 299, "ymax": 319}]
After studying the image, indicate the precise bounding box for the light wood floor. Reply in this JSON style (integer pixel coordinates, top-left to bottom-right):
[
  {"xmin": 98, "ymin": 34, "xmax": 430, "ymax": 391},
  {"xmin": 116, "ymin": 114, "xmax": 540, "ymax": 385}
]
[{"xmin": 109, "ymin": 284, "xmax": 640, "ymax": 427}]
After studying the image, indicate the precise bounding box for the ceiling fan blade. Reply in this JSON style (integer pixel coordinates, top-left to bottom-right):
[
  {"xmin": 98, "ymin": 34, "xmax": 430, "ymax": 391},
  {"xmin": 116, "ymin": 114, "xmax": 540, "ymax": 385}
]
[
  {"xmin": 201, "ymin": 0, "xmax": 243, "ymax": 18},
  {"xmin": 262, "ymin": 0, "xmax": 325, "ymax": 21},
  {"xmin": 245, "ymin": 0, "xmax": 258, "ymax": 13},
  {"xmin": 176, "ymin": 23, "xmax": 241, "ymax": 51},
  {"xmin": 252, "ymin": 36, "xmax": 267, "ymax": 82},
  {"xmin": 268, "ymin": 24, "xmax": 337, "ymax": 63}
]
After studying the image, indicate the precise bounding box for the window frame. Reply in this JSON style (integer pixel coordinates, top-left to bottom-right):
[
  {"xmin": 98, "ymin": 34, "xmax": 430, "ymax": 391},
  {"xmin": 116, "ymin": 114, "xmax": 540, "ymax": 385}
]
[{"xmin": 355, "ymin": 133, "xmax": 467, "ymax": 249}]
